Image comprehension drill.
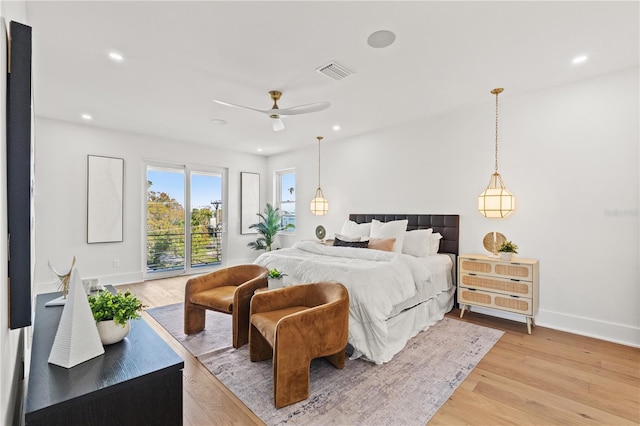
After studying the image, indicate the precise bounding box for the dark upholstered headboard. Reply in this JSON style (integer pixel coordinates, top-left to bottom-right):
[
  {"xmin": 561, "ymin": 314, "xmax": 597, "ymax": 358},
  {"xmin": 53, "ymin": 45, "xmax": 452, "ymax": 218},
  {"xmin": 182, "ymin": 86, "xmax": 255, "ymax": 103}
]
[{"xmin": 348, "ymin": 214, "xmax": 460, "ymax": 255}]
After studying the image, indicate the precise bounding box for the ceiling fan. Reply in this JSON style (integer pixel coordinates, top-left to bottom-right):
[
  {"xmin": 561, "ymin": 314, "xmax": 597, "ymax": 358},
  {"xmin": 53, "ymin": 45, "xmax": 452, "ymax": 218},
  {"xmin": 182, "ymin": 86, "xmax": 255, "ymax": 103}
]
[{"xmin": 213, "ymin": 90, "xmax": 330, "ymax": 132}]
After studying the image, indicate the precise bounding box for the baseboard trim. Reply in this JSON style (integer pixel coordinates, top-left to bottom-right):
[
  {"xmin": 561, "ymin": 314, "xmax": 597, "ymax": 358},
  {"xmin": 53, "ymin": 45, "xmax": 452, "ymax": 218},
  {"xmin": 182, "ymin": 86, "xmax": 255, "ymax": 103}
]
[
  {"xmin": 536, "ymin": 308, "xmax": 639, "ymax": 348},
  {"xmin": 467, "ymin": 305, "xmax": 639, "ymax": 348},
  {"xmin": 35, "ymin": 271, "xmax": 144, "ymax": 295}
]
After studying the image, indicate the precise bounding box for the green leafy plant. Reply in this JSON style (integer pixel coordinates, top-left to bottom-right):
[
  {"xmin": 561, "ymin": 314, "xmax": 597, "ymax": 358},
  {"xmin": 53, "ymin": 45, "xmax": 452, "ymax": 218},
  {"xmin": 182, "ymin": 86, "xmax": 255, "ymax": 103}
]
[
  {"xmin": 247, "ymin": 203, "xmax": 294, "ymax": 251},
  {"xmin": 268, "ymin": 268, "xmax": 287, "ymax": 279},
  {"xmin": 498, "ymin": 240, "xmax": 519, "ymax": 254},
  {"xmin": 88, "ymin": 290, "xmax": 144, "ymax": 326}
]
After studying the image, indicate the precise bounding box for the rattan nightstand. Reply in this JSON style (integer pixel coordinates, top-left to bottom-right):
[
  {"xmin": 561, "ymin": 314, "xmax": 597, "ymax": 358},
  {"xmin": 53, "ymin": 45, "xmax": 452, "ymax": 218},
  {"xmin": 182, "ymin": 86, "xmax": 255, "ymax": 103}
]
[{"xmin": 458, "ymin": 254, "xmax": 539, "ymax": 334}]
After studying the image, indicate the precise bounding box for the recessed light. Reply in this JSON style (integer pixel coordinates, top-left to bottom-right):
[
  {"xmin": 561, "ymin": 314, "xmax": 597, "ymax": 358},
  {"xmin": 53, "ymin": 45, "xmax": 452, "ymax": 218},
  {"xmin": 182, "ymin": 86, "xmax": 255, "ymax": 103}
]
[
  {"xmin": 108, "ymin": 52, "xmax": 124, "ymax": 62},
  {"xmin": 367, "ymin": 30, "xmax": 396, "ymax": 48},
  {"xmin": 332, "ymin": 125, "xmax": 341, "ymax": 131},
  {"xmin": 572, "ymin": 55, "xmax": 588, "ymax": 64},
  {"xmin": 257, "ymin": 148, "xmax": 263, "ymax": 152},
  {"xmin": 210, "ymin": 119, "xmax": 227, "ymax": 125},
  {"xmin": 81, "ymin": 113, "xmax": 92, "ymax": 120}
]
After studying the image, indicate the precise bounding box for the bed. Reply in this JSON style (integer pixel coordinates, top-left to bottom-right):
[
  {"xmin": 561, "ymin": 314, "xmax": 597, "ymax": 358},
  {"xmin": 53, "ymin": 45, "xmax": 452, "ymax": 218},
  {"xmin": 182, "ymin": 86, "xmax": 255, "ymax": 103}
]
[{"xmin": 253, "ymin": 214, "xmax": 460, "ymax": 364}]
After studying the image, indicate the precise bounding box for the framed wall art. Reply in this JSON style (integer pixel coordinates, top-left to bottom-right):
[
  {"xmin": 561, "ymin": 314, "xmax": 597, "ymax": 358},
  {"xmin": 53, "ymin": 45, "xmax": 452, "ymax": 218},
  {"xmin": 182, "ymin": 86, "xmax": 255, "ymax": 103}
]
[
  {"xmin": 241, "ymin": 172, "xmax": 260, "ymax": 234},
  {"xmin": 87, "ymin": 155, "xmax": 124, "ymax": 243}
]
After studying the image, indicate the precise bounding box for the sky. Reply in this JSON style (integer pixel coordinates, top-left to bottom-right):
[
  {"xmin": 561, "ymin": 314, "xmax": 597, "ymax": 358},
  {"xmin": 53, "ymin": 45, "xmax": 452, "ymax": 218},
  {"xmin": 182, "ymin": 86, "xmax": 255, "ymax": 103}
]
[
  {"xmin": 280, "ymin": 170, "xmax": 296, "ymax": 212},
  {"xmin": 148, "ymin": 169, "xmax": 222, "ymax": 210}
]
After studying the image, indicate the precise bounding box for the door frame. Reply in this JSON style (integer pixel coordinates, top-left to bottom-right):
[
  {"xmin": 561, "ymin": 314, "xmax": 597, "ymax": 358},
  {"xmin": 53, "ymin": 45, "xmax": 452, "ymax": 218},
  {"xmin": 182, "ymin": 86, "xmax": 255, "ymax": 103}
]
[{"xmin": 142, "ymin": 159, "xmax": 228, "ymax": 280}]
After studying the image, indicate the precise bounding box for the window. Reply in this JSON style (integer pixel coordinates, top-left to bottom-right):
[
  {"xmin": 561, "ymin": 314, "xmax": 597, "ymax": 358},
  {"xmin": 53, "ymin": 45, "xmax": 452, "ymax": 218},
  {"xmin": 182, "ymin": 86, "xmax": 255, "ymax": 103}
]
[
  {"xmin": 145, "ymin": 162, "xmax": 225, "ymax": 278},
  {"xmin": 276, "ymin": 169, "xmax": 295, "ymax": 233}
]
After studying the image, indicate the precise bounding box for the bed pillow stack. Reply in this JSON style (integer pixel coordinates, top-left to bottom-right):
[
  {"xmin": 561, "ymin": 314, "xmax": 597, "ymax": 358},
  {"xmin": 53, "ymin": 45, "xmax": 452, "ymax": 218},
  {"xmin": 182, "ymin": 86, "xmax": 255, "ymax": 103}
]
[
  {"xmin": 336, "ymin": 219, "xmax": 442, "ymax": 255},
  {"xmin": 369, "ymin": 219, "xmax": 408, "ymax": 253}
]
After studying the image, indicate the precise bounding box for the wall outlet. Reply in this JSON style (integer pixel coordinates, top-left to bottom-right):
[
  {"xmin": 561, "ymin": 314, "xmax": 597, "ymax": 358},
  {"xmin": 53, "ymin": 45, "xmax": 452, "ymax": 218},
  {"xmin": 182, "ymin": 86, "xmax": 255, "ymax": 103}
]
[{"xmin": 112, "ymin": 259, "xmax": 120, "ymax": 268}]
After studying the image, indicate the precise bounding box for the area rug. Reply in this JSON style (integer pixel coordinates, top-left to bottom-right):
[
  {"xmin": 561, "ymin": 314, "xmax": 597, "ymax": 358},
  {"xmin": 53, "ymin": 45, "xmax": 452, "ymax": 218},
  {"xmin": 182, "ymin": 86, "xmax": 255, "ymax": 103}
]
[
  {"xmin": 148, "ymin": 303, "xmax": 504, "ymax": 425},
  {"xmin": 147, "ymin": 302, "xmax": 232, "ymax": 357}
]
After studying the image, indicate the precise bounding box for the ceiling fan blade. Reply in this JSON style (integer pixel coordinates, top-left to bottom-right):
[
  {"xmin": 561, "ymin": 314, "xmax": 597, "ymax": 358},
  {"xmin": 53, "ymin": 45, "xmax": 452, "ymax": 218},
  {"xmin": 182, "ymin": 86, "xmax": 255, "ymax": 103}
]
[
  {"xmin": 212, "ymin": 99, "xmax": 270, "ymax": 114},
  {"xmin": 277, "ymin": 102, "xmax": 331, "ymax": 116},
  {"xmin": 272, "ymin": 118, "xmax": 285, "ymax": 132}
]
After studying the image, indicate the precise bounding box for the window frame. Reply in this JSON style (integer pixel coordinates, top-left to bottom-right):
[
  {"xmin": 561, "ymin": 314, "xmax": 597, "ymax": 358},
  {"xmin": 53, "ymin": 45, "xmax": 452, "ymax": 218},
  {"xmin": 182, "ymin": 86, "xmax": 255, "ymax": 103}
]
[{"xmin": 275, "ymin": 168, "xmax": 296, "ymax": 234}]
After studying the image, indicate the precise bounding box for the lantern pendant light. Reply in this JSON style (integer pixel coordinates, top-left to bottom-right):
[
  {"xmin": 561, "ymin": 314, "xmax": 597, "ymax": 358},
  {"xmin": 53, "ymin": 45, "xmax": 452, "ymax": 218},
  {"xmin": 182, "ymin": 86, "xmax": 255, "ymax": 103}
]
[
  {"xmin": 478, "ymin": 88, "xmax": 516, "ymax": 218},
  {"xmin": 310, "ymin": 136, "xmax": 329, "ymax": 216}
]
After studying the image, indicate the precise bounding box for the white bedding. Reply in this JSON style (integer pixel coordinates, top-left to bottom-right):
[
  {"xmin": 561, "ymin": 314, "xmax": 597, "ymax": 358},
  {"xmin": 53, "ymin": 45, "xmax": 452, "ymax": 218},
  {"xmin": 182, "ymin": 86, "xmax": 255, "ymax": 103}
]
[{"xmin": 253, "ymin": 241, "xmax": 453, "ymax": 364}]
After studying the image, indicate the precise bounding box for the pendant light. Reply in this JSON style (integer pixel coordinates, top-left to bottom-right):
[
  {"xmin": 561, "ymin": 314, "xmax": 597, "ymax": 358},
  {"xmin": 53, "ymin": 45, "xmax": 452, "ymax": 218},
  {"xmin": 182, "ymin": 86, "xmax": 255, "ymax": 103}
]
[
  {"xmin": 478, "ymin": 88, "xmax": 516, "ymax": 218},
  {"xmin": 310, "ymin": 136, "xmax": 329, "ymax": 216}
]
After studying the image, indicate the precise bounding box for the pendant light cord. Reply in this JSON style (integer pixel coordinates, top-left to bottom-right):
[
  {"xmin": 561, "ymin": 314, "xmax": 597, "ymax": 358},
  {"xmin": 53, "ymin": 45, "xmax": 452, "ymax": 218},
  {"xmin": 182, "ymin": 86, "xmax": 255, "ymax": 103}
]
[
  {"xmin": 317, "ymin": 136, "xmax": 323, "ymax": 188},
  {"xmin": 494, "ymin": 90, "xmax": 500, "ymax": 174}
]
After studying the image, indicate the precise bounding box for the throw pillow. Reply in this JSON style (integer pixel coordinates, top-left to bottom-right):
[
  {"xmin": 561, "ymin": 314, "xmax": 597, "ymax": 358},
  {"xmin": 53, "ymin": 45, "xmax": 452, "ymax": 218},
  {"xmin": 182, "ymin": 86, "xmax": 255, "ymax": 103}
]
[
  {"xmin": 333, "ymin": 237, "xmax": 369, "ymax": 248},
  {"xmin": 368, "ymin": 238, "xmax": 396, "ymax": 252}
]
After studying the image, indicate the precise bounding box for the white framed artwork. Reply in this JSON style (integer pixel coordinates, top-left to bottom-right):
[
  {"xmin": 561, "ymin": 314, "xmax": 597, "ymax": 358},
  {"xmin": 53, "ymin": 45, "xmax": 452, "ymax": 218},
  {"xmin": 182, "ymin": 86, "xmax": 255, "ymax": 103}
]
[
  {"xmin": 241, "ymin": 172, "xmax": 260, "ymax": 234},
  {"xmin": 87, "ymin": 155, "xmax": 124, "ymax": 243}
]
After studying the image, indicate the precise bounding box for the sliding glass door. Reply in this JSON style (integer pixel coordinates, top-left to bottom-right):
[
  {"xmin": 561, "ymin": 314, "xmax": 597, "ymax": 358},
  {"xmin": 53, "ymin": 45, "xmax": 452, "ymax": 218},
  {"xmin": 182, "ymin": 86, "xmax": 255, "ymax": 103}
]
[{"xmin": 145, "ymin": 162, "xmax": 225, "ymax": 278}]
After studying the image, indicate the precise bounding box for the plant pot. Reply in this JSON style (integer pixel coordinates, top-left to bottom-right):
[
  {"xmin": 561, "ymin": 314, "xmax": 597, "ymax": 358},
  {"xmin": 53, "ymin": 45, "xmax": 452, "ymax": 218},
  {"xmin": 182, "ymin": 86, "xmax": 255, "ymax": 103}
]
[
  {"xmin": 268, "ymin": 277, "xmax": 284, "ymax": 290},
  {"xmin": 500, "ymin": 252, "xmax": 513, "ymax": 261},
  {"xmin": 96, "ymin": 320, "xmax": 130, "ymax": 345}
]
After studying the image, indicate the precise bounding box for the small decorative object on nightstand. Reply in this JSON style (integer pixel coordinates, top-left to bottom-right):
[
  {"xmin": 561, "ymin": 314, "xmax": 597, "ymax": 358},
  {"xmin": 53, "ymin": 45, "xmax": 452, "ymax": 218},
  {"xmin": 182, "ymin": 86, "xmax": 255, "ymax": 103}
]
[
  {"xmin": 458, "ymin": 254, "xmax": 539, "ymax": 334},
  {"xmin": 482, "ymin": 232, "xmax": 506, "ymax": 258}
]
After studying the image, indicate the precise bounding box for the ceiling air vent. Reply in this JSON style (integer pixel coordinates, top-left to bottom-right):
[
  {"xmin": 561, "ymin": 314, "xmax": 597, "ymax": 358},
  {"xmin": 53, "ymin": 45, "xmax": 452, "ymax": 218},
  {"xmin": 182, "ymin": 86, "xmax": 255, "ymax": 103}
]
[{"xmin": 316, "ymin": 61, "xmax": 354, "ymax": 81}]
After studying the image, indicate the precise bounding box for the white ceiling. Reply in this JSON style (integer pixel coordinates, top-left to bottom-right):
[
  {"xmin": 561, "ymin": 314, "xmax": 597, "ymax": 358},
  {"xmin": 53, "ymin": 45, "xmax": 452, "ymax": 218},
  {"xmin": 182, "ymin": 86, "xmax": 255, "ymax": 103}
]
[{"xmin": 25, "ymin": 1, "xmax": 639, "ymax": 156}]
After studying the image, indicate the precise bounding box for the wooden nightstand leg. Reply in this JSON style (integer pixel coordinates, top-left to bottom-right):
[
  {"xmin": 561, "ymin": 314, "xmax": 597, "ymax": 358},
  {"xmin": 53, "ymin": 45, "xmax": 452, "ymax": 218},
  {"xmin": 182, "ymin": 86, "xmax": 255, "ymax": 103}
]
[
  {"xmin": 526, "ymin": 317, "xmax": 532, "ymax": 334},
  {"xmin": 459, "ymin": 304, "xmax": 466, "ymax": 318}
]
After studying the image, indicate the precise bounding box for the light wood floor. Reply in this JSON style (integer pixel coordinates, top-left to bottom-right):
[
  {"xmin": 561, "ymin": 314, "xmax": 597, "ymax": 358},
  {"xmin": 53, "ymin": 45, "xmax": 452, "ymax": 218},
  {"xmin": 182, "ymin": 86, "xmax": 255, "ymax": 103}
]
[{"xmin": 120, "ymin": 277, "xmax": 640, "ymax": 426}]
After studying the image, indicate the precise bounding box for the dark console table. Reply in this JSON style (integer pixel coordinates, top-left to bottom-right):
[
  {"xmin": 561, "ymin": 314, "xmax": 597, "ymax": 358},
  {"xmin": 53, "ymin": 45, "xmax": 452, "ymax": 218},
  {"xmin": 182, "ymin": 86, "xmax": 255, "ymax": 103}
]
[{"xmin": 25, "ymin": 291, "xmax": 184, "ymax": 425}]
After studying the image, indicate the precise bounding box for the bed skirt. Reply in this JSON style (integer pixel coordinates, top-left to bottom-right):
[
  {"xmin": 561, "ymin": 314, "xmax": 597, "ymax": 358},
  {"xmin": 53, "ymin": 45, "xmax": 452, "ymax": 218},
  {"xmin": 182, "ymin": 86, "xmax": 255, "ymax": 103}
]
[{"xmin": 350, "ymin": 287, "xmax": 455, "ymax": 364}]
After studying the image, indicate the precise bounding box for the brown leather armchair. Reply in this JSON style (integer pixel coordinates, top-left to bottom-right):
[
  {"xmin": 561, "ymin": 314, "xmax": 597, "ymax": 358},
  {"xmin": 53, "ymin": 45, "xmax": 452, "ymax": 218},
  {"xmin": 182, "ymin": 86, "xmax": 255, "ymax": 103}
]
[
  {"xmin": 184, "ymin": 264, "xmax": 268, "ymax": 348},
  {"xmin": 249, "ymin": 282, "xmax": 349, "ymax": 408}
]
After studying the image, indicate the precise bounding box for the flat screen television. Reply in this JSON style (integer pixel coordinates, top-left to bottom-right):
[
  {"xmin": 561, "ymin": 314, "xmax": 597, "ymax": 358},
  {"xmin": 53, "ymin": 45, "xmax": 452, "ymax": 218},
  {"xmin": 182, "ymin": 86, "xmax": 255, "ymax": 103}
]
[{"xmin": 7, "ymin": 21, "xmax": 33, "ymax": 329}]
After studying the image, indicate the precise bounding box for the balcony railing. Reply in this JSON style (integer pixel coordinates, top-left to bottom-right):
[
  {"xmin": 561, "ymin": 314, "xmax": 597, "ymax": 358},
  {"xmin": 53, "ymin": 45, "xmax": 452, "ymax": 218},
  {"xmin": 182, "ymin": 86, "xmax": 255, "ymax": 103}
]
[{"xmin": 147, "ymin": 229, "xmax": 222, "ymax": 273}]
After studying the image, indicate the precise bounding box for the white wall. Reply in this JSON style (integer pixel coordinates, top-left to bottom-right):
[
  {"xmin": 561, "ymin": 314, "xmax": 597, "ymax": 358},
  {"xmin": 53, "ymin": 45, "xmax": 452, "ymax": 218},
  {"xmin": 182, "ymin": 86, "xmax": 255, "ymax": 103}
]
[
  {"xmin": 1, "ymin": 2, "xmax": 28, "ymax": 425},
  {"xmin": 34, "ymin": 118, "xmax": 267, "ymax": 292},
  {"xmin": 268, "ymin": 68, "xmax": 640, "ymax": 347}
]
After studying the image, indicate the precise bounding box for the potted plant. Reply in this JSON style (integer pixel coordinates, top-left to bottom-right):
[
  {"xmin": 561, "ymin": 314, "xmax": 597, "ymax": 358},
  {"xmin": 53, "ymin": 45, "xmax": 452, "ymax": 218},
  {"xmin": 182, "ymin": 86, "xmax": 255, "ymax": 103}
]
[
  {"xmin": 247, "ymin": 203, "xmax": 293, "ymax": 251},
  {"xmin": 88, "ymin": 290, "xmax": 144, "ymax": 345},
  {"xmin": 267, "ymin": 268, "xmax": 287, "ymax": 290},
  {"xmin": 497, "ymin": 240, "xmax": 518, "ymax": 261}
]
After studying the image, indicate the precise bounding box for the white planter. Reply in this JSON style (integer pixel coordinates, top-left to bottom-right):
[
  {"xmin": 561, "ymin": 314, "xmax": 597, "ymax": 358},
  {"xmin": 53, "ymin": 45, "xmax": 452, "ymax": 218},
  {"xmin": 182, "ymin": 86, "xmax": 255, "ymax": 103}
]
[
  {"xmin": 96, "ymin": 320, "xmax": 130, "ymax": 345},
  {"xmin": 268, "ymin": 277, "xmax": 284, "ymax": 290},
  {"xmin": 500, "ymin": 252, "xmax": 513, "ymax": 261}
]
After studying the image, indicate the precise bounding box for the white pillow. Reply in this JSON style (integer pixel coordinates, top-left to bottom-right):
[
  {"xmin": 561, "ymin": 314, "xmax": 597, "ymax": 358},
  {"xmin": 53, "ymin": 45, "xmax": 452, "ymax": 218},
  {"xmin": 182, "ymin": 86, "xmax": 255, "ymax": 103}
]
[
  {"xmin": 370, "ymin": 219, "xmax": 408, "ymax": 253},
  {"xmin": 429, "ymin": 232, "xmax": 443, "ymax": 255},
  {"xmin": 340, "ymin": 220, "xmax": 371, "ymax": 239},
  {"xmin": 402, "ymin": 229, "xmax": 433, "ymax": 257}
]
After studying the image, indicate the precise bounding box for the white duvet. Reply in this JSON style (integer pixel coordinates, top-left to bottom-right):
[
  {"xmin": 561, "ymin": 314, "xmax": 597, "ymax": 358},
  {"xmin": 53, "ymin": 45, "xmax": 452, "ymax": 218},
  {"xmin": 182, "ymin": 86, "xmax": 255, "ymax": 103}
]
[{"xmin": 253, "ymin": 241, "xmax": 437, "ymax": 363}]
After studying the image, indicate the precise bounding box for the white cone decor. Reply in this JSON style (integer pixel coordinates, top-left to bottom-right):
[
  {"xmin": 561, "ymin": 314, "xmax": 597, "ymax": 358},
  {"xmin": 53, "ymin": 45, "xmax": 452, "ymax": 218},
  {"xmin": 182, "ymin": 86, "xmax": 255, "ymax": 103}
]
[{"xmin": 48, "ymin": 268, "xmax": 105, "ymax": 368}]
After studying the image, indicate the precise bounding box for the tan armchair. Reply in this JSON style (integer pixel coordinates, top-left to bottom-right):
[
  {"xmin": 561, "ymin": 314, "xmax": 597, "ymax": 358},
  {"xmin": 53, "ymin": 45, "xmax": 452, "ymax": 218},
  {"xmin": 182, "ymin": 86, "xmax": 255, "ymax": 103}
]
[
  {"xmin": 249, "ymin": 282, "xmax": 349, "ymax": 408},
  {"xmin": 184, "ymin": 264, "xmax": 268, "ymax": 348}
]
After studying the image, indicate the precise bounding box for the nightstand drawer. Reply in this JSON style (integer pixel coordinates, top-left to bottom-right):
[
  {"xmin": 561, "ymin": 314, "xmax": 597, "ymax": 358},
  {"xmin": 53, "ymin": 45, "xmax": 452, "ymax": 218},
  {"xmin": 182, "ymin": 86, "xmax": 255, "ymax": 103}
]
[
  {"xmin": 460, "ymin": 258, "xmax": 533, "ymax": 280},
  {"xmin": 458, "ymin": 288, "xmax": 533, "ymax": 315},
  {"xmin": 460, "ymin": 273, "xmax": 532, "ymax": 298}
]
